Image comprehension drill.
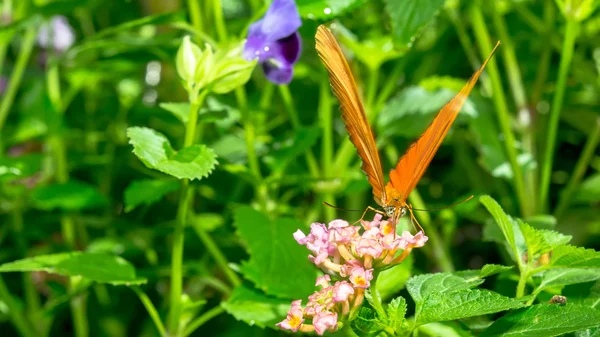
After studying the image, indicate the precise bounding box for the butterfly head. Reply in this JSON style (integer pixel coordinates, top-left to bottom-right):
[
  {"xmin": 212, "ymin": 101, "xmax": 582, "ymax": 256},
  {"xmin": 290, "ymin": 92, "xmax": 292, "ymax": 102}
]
[{"xmin": 383, "ymin": 205, "xmax": 407, "ymax": 222}]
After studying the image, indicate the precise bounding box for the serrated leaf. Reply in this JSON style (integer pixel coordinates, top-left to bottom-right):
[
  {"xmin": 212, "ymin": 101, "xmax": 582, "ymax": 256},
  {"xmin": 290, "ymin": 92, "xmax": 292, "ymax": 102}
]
[
  {"xmin": 575, "ymin": 327, "xmax": 600, "ymax": 337},
  {"xmin": 127, "ymin": 126, "xmax": 217, "ymax": 180},
  {"xmin": 564, "ymin": 280, "xmax": 600, "ymax": 308},
  {"xmin": 350, "ymin": 305, "xmax": 381, "ymax": 337},
  {"xmin": 366, "ymin": 290, "xmax": 385, "ymax": 319},
  {"xmin": 384, "ymin": 0, "xmax": 445, "ymax": 48},
  {"xmin": 221, "ymin": 285, "xmax": 290, "ymax": 329},
  {"xmin": 386, "ymin": 296, "xmax": 407, "ymax": 332},
  {"xmin": 234, "ymin": 206, "xmax": 316, "ymax": 299},
  {"xmin": 481, "ymin": 304, "xmax": 600, "ymax": 337},
  {"xmin": 377, "ymin": 254, "xmax": 413, "ymax": 300},
  {"xmin": 520, "ymin": 222, "xmax": 571, "ymax": 260},
  {"xmin": 407, "ymin": 272, "xmax": 484, "ymax": 306},
  {"xmin": 123, "ymin": 179, "xmax": 180, "ymax": 212},
  {"xmin": 31, "ymin": 180, "xmax": 106, "ymax": 211},
  {"xmin": 535, "ymin": 268, "xmax": 600, "ymax": 294},
  {"xmin": 550, "ymin": 246, "xmax": 600, "ymax": 268},
  {"xmin": 480, "ymin": 195, "xmax": 521, "ymax": 265},
  {"xmin": 296, "ymin": 0, "xmax": 365, "ymax": 19},
  {"xmin": 0, "ymin": 252, "xmax": 146, "ymax": 285},
  {"xmin": 416, "ymin": 289, "xmax": 525, "ymax": 325}
]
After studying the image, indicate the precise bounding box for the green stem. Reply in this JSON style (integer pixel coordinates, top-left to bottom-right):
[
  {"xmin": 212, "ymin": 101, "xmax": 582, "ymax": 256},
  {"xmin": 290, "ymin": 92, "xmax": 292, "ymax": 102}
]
[
  {"xmin": 318, "ymin": 79, "xmax": 335, "ymax": 219},
  {"xmin": 366, "ymin": 69, "xmax": 378, "ymax": 109},
  {"xmin": 182, "ymin": 306, "xmax": 225, "ymax": 337},
  {"xmin": 516, "ymin": 270, "xmax": 529, "ymax": 298},
  {"xmin": 187, "ymin": 0, "xmax": 204, "ymax": 35},
  {"xmin": 192, "ymin": 224, "xmax": 241, "ymax": 287},
  {"xmin": 0, "ymin": 26, "xmax": 36, "ymax": 131},
  {"xmin": 491, "ymin": 4, "xmax": 537, "ymax": 213},
  {"xmin": 0, "ymin": 276, "xmax": 36, "ymax": 337},
  {"xmin": 133, "ymin": 286, "xmax": 167, "ymax": 337},
  {"xmin": 212, "ymin": 0, "xmax": 227, "ymax": 41},
  {"xmin": 554, "ymin": 118, "xmax": 600, "ymax": 218},
  {"xmin": 539, "ymin": 18, "xmax": 579, "ymax": 213},
  {"xmin": 279, "ymin": 85, "xmax": 320, "ymax": 178},
  {"xmin": 70, "ymin": 293, "xmax": 88, "ymax": 337},
  {"xmin": 531, "ymin": 1, "xmax": 555, "ymax": 105},
  {"xmin": 470, "ymin": 3, "xmax": 530, "ymax": 217},
  {"xmin": 168, "ymin": 98, "xmax": 204, "ymax": 335}
]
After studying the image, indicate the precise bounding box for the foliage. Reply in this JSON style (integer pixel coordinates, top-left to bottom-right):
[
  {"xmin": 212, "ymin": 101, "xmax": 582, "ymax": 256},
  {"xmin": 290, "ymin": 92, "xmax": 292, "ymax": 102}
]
[{"xmin": 0, "ymin": 0, "xmax": 599, "ymax": 336}]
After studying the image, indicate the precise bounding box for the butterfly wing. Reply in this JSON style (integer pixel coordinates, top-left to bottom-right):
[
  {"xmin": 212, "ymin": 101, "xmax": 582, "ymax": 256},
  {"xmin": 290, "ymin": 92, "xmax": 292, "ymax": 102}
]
[
  {"xmin": 388, "ymin": 41, "xmax": 500, "ymax": 201},
  {"xmin": 316, "ymin": 25, "xmax": 387, "ymax": 205}
]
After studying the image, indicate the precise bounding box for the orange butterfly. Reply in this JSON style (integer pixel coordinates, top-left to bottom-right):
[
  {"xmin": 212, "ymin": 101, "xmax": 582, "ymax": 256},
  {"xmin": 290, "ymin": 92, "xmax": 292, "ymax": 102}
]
[{"xmin": 315, "ymin": 25, "xmax": 499, "ymax": 224}]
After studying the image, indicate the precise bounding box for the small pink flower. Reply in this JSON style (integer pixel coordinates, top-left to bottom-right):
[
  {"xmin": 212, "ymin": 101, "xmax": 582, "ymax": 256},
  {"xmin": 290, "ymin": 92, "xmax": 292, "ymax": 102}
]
[
  {"xmin": 308, "ymin": 251, "xmax": 330, "ymax": 266},
  {"xmin": 381, "ymin": 233, "xmax": 402, "ymax": 250},
  {"xmin": 315, "ymin": 275, "xmax": 331, "ymax": 288},
  {"xmin": 360, "ymin": 214, "xmax": 382, "ymax": 230},
  {"xmin": 380, "ymin": 219, "xmax": 395, "ymax": 236},
  {"xmin": 329, "ymin": 225, "xmax": 358, "ymax": 243},
  {"xmin": 276, "ymin": 300, "xmax": 304, "ymax": 332},
  {"xmin": 356, "ymin": 237, "xmax": 383, "ymax": 258},
  {"xmin": 296, "ymin": 223, "xmax": 334, "ymax": 257},
  {"xmin": 339, "ymin": 260, "xmax": 362, "ymax": 277},
  {"xmin": 401, "ymin": 231, "xmax": 428, "ymax": 249},
  {"xmin": 328, "ymin": 219, "xmax": 350, "ymax": 229},
  {"xmin": 313, "ymin": 311, "xmax": 338, "ymax": 335},
  {"xmin": 332, "ymin": 281, "xmax": 354, "ymax": 302},
  {"xmin": 349, "ymin": 266, "xmax": 373, "ymax": 288}
]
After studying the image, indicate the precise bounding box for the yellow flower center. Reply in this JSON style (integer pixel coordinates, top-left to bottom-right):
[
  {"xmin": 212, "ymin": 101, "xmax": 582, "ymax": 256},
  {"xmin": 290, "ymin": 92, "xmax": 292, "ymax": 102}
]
[{"xmin": 289, "ymin": 315, "xmax": 302, "ymax": 329}]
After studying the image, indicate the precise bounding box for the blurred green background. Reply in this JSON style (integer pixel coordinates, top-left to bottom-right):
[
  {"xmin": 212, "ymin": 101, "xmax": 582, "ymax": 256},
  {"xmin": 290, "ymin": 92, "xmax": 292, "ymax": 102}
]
[{"xmin": 0, "ymin": 0, "xmax": 599, "ymax": 336}]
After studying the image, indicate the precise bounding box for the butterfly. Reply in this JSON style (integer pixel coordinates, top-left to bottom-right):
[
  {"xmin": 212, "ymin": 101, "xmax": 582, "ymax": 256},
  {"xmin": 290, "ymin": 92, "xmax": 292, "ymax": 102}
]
[{"xmin": 315, "ymin": 25, "xmax": 500, "ymax": 225}]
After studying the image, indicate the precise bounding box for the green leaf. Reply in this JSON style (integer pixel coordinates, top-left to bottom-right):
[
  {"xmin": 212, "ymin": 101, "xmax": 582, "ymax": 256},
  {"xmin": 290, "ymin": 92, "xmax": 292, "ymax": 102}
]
[
  {"xmin": 0, "ymin": 252, "xmax": 146, "ymax": 285},
  {"xmin": 127, "ymin": 127, "xmax": 218, "ymax": 180},
  {"xmin": 419, "ymin": 322, "xmax": 473, "ymax": 337},
  {"xmin": 384, "ymin": 0, "xmax": 445, "ymax": 48},
  {"xmin": 416, "ymin": 289, "xmax": 525, "ymax": 325},
  {"xmin": 481, "ymin": 304, "xmax": 600, "ymax": 337},
  {"xmin": 159, "ymin": 102, "xmax": 190, "ymax": 124},
  {"xmin": 575, "ymin": 327, "xmax": 600, "ymax": 337},
  {"xmin": 564, "ymin": 280, "xmax": 600, "ymax": 308},
  {"xmin": 520, "ymin": 222, "xmax": 571, "ymax": 260},
  {"xmin": 535, "ymin": 268, "xmax": 600, "ymax": 293},
  {"xmin": 480, "ymin": 264, "xmax": 514, "ymax": 278},
  {"xmin": 480, "ymin": 195, "xmax": 521, "ymax": 265},
  {"xmin": 351, "ymin": 305, "xmax": 381, "ymax": 337},
  {"xmin": 550, "ymin": 245, "xmax": 600, "ymax": 268},
  {"xmin": 31, "ymin": 181, "xmax": 106, "ymax": 211},
  {"xmin": 192, "ymin": 213, "xmax": 224, "ymax": 232},
  {"xmin": 0, "ymin": 154, "xmax": 43, "ymax": 183},
  {"xmin": 123, "ymin": 179, "xmax": 180, "ymax": 212},
  {"xmin": 377, "ymin": 254, "xmax": 413, "ymax": 300},
  {"xmin": 210, "ymin": 57, "xmax": 256, "ymax": 94},
  {"xmin": 296, "ymin": 0, "xmax": 365, "ymax": 19},
  {"xmin": 407, "ymin": 272, "xmax": 484, "ymax": 306},
  {"xmin": 221, "ymin": 285, "xmax": 290, "ymax": 329},
  {"xmin": 377, "ymin": 85, "xmax": 476, "ymax": 139},
  {"xmin": 386, "ymin": 296, "xmax": 408, "ymax": 332},
  {"xmin": 234, "ymin": 206, "xmax": 316, "ymax": 299}
]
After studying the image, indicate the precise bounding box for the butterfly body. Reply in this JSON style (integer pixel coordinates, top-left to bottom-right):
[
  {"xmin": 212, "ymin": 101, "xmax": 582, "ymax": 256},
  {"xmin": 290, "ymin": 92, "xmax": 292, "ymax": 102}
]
[{"xmin": 315, "ymin": 25, "xmax": 499, "ymax": 225}]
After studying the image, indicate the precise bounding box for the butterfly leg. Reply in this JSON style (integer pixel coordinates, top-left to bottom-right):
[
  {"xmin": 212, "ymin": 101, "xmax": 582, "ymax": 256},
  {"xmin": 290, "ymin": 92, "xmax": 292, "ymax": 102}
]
[
  {"xmin": 407, "ymin": 206, "xmax": 425, "ymax": 234},
  {"xmin": 351, "ymin": 206, "xmax": 386, "ymax": 226}
]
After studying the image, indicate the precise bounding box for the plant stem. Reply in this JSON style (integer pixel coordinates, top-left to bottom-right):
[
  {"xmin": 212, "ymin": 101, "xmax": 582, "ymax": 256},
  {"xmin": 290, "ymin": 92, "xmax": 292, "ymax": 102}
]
[
  {"xmin": 212, "ymin": 0, "xmax": 227, "ymax": 41},
  {"xmin": 0, "ymin": 26, "xmax": 36, "ymax": 131},
  {"xmin": 133, "ymin": 286, "xmax": 167, "ymax": 337},
  {"xmin": 182, "ymin": 306, "xmax": 225, "ymax": 337},
  {"xmin": 554, "ymin": 118, "xmax": 600, "ymax": 218},
  {"xmin": 491, "ymin": 4, "xmax": 538, "ymax": 214},
  {"xmin": 187, "ymin": 0, "xmax": 204, "ymax": 35},
  {"xmin": 168, "ymin": 97, "xmax": 204, "ymax": 335},
  {"xmin": 70, "ymin": 293, "xmax": 88, "ymax": 337},
  {"xmin": 0, "ymin": 276, "xmax": 36, "ymax": 337},
  {"xmin": 516, "ymin": 270, "xmax": 529, "ymax": 298},
  {"xmin": 539, "ymin": 18, "xmax": 579, "ymax": 213},
  {"xmin": 318, "ymin": 79, "xmax": 335, "ymax": 220},
  {"xmin": 279, "ymin": 85, "xmax": 320, "ymax": 178},
  {"xmin": 470, "ymin": 4, "xmax": 530, "ymax": 217},
  {"xmin": 192, "ymin": 224, "xmax": 241, "ymax": 287}
]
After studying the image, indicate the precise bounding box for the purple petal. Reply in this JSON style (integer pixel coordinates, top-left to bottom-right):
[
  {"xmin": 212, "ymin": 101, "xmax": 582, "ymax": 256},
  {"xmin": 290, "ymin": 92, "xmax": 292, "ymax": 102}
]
[
  {"xmin": 263, "ymin": 62, "xmax": 293, "ymax": 84},
  {"xmin": 261, "ymin": 0, "xmax": 302, "ymax": 41},
  {"xmin": 272, "ymin": 31, "xmax": 302, "ymax": 65},
  {"xmin": 37, "ymin": 16, "xmax": 75, "ymax": 52},
  {"xmin": 243, "ymin": 0, "xmax": 301, "ymax": 62}
]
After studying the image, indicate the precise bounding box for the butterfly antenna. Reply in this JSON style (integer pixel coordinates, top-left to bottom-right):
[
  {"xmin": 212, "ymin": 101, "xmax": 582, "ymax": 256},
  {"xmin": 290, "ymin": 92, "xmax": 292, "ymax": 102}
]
[
  {"xmin": 407, "ymin": 206, "xmax": 425, "ymax": 234},
  {"xmin": 322, "ymin": 202, "xmax": 363, "ymax": 212},
  {"xmin": 411, "ymin": 195, "xmax": 474, "ymax": 212}
]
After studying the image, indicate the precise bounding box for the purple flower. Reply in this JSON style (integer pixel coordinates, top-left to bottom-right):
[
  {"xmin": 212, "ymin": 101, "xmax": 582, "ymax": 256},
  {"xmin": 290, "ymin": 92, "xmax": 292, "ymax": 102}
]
[
  {"xmin": 37, "ymin": 16, "xmax": 75, "ymax": 53},
  {"xmin": 243, "ymin": 0, "xmax": 302, "ymax": 84}
]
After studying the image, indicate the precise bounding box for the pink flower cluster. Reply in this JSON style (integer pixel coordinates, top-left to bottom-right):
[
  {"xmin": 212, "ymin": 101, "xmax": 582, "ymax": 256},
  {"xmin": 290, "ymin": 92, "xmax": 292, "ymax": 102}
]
[{"xmin": 276, "ymin": 214, "xmax": 428, "ymax": 335}]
